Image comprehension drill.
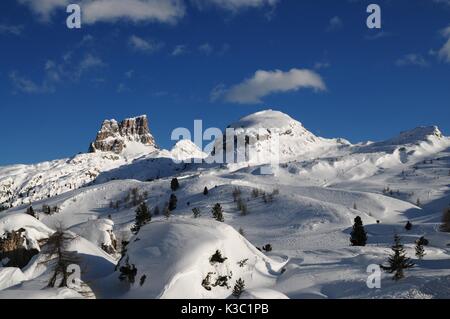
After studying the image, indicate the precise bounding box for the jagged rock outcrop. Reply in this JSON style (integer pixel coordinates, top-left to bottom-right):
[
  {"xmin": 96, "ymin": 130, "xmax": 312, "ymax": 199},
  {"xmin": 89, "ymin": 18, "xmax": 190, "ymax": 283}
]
[
  {"xmin": 0, "ymin": 228, "xmax": 39, "ymax": 268},
  {"xmin": 89, "ymin": 115, "xmax": 157, "ymax": 154}
]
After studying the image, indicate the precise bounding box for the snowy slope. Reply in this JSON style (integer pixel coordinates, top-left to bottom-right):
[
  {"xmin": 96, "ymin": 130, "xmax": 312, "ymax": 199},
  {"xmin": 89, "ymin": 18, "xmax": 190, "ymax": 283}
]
[{"xmin": 1, "ymin": 109, "xmax": 450, "ymax": 299}]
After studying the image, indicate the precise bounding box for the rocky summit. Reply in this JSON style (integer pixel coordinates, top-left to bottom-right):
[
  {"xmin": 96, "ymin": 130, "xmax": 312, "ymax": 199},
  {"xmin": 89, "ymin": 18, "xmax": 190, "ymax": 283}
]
[{"xmin": 89, "ymin": 115, "xmax": 157, "ymax": 154}]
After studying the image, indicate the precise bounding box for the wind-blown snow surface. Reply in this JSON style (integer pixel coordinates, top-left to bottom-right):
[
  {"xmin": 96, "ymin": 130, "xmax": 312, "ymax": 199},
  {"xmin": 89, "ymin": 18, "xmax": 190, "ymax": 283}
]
[{"xmin": 1, "ymin": 109, "xmax": 450, "ymax": 299}]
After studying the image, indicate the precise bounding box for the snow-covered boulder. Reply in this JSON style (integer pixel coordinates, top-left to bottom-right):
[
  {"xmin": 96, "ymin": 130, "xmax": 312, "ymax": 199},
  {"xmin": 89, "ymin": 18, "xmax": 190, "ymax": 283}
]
[{"xmin": 116, "ymin": 218, "xmax": 286, "ymax": 299}]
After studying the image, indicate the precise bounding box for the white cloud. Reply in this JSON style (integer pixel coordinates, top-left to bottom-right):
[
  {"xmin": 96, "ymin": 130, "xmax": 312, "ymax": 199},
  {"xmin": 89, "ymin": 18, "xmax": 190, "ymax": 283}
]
[
  {"xmin": 18, "ymin": 0, "xmax": 185, "ymax": 24},
  {"xmin": 78, "ymin": 34, "xmax": 95, "ymax": 47},
  {"xmin": 9, "ymin": 71, "xmax": 51, "ymax": 94},
  {"xmin": 78, "ymin": 54, "xmax": 106, "ymax": 75},
  {"xmin": 17, "ymin": 0, "xmax": 69, "ymax": 21},
  {"xmin": 125, "ymin": 70, "xmax": 135, "ymax": 78},
  {"xmin": 10, "ymin": 52, "xmax": 106, "ymax": 94},
  {"xmin": 198, "ymin": 43, "xmax": 213, "ymax": 55},
  {"xmin": 0, "ymin": 24, "xmax": 24, "ymax": 35},
  {"xmin": 171, "ymin": 44, "xmax": 188, "ymax": 56},
  {"xmin": 18, "ymin": 0, "xmax": 279, "ymax": 24},
  {"xmin": 216, "ymin": 68, "xmax": 326, "ymax": 104},
  {"xmin": 433, "ymin": 0, "xmax": 450, "ymax": 6},
  {"xmin": 395, "ymin": 54, "xmax": 429, "ymax": 67},
  {"xmin": 438, "ymin": 39, "xmax": 450, "ymax": 63},
  {"xmin": 438, "ymin": 25, "xmax": 450, "ymax": 63},
  {"xmin": 314, "ymin": 61, "xmax": 330, "ymax": 70},
  {"xmin": 364, "ymin": 31, "xmax": 392, "ymax": 41},
  {"xmin": 117, "ymin": 83, "xmax": 131, "ymax": 93},
  {"xmin": 129, "ymin": 35, "xmax": 164, "ymax": 53},
  {"xmin": 193, "ymin": 0, "xmax": 278, "ymax": 12},
  {"xmin": 326, "ymin": 16, "xmax": 343, "ymax": 32},
  {"xmin": 82, "ymin": 0, "xmax": 185, "ymax": 24}
]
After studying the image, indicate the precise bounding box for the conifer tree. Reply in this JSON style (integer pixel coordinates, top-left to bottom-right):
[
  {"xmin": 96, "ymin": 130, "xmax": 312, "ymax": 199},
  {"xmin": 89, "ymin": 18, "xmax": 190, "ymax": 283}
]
[
  {"xmin": 43, "ymin": 228, "xmax": 80, "ymax": 288},
  {"xmin": 163, "ymin": 204, "xmax": 171, "ymax": 219},
  {"xmin": 350, "ymin": 216, "xmax": 367, "ymax": 246},
  {"xmin": 232, "ymin": 278, "xmax": 245, "ymax": 299},
  {"xmin": 203, "ymin": 187, "xmax": 209, "ymax": 195},
  {"xmin": 381, "ymin": 234, "xmax": 415, "ymax": 281},
  {"xmin": 171, "ymin": 178, "xmax": 180, "ymax": 191},
  {"xmin": 169, "ymin": 194, "xmax": 177, "ymax": 211},
  {"xmin": 405, "ymin": 221, "xmax": 413, "ymax": 231},
  {"xmin": 25, "ymin": 206, "xmax": 36, "ymax": 218},
  {"xmin": 192, "ymin": 208, "xmax": 201, "ymax": 218},
  {"xmin": 440, "ymin": 207, "xmax": 450, "ymax": 232},
  {"xmin": 415, "ymin": 241, "xmax": 425, "ymax": 259},
  {"xmin": 212, "ymin": 203, "xmax": 224, "ymax": 222},
  {"xmin": 131, "ymin": 202, "xmax": 151, "ymax": 234}
]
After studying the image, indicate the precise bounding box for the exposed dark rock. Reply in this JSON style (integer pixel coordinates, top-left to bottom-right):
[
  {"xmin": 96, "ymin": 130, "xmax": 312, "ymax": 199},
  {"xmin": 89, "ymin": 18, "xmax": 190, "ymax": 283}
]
[
  {"xmin": 0, "ymin": 229, "xmax": 39, "ymax": 268},
  {"xmin": 89, "ymin": 115, "xmax": 157, "ymax": 154}
]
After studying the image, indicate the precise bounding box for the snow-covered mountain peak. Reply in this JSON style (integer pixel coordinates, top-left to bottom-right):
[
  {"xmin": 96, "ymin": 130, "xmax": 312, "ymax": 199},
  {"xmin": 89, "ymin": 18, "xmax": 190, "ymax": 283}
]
[
  {"xmin": 213, "ymin": 109, "xmax": 348, "ymax": 164},
  {"xmin": 89, "ymin": 115, "xmax": 157, "ymax": 155},
  {"xmin": 170, "ymin": 140, "xmax": 207, "ymax": 161},
  {"xmin": 386, "ymin": 126, "xmax": 443, "ymax": 145},
  {"xmin": 229, "ymin": 109, "xmax": 305, "ymax": 130}
]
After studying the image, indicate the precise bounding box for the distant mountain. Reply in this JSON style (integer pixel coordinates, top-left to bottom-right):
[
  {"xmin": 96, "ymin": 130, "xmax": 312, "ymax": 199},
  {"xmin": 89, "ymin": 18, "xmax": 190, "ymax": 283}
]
[{"xmin": 0, "ymin": 110, "xmax": 448, "ymax": 209}]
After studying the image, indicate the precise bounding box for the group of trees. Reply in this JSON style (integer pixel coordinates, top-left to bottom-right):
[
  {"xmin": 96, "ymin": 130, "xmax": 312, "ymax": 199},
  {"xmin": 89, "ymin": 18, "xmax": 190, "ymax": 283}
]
[
  {"xmin": 110, "ymin": 188, "xmax": 149, "ymax": 211},
  {"xmin": 212, "ymin": 203, "xmax": 224, "ymax": 222},
  {"xmin": 350, "ymin": 215, "xmax": 431, "ymax": 281},
  {"xmin": 23, "ymin": 204, "xmax": 59, "ymax": 217}
]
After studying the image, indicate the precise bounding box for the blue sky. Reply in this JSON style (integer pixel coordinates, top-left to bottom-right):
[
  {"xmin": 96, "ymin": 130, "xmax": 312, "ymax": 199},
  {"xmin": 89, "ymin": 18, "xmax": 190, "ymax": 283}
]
[{"xmin": 0, "ymin": 0, "xmax": 449, "ymax": 165}]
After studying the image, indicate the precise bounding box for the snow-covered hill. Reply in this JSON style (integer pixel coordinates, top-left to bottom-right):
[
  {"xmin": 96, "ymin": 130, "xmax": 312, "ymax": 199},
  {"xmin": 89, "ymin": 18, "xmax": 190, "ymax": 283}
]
[{"xmin": 1, "ymin": 109, "xmax": 450, "ymax": 299}]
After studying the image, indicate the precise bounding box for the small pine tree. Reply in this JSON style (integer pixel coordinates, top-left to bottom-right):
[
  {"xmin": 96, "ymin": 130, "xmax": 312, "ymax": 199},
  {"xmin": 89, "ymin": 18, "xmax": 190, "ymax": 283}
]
[
  {"xmin": 168, "ymin": 194, "xmax": 177, "ymax": 211},
  {"xmin": 380, "ymin": 234, "xmax": 415, "ymax": 281},
  {"xmin": 350, "ymin": 216, "xmax": 367, "ymax": 246},
  {"xmin": 42, "ymin": 205, "xmax": 51, "ymax": 215},
  {"xmin": 415, "ymin": 242, "xmax": 425, "ymax": 260},
  {"xmin": 237, "ymin": 198, "xmax": 248, "ymax": 216},
  {"xmin": 119, "ymin": 258, "xmax": 137, "ymax": 285},
  {"xmin": 405, "ymin": 221, "xmax": 413, "ymax": 231},
  {"xmin": 416, "ymin": 236, "xmax": 429, "ymax": 246},
  {"xmin": 232, "ymin": 278, "xmax": 245, "ymax": 299},
  {"xmin": 416, "ymin": 198, "xmax": 421, "ymax": 207},
  {"xmin": 238, "ymin": 227, "xmax": 246, "ymax": 237},
  {"xmin": 440, "ymin": 207, "xmax": 450, "ymax": 232},
  {"xmin": 131, "ymin": 202, "xmax": 151, "ymax": 234},
  {"xmin": 192, "ymin": 208, "xmax": 201, "ymax": 218},
  {"xmin": 171, "ymin": 178, "xmax": 180, "ymax": 191},
  {"xmin": 210, "ymin": 250, "xmax": 227, "ymax": 264},
  {"xmin": 212, "ymin": 203, "xmax": 224, "ymax": 222},
  {"xmin": 25, "ymin": 206, "xmax": 36, "ymax": 218},
  {"xmin": 163, "ymin": 204, "xmax": 171, "ymax": 219},
  {"xmin": 353, "ymin": 203, "xmax": 357, "ymax": 210},
  {"xmin": 232, "ymin": 187, "xmax": 241, "ymax": 202},
  {"xmin": 203, "ymin": 187, "xmax": 209, "ymax": 195},
  {"xmin": 139, "ymin": 274, "xmax": 147, "ymax": 287}
]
